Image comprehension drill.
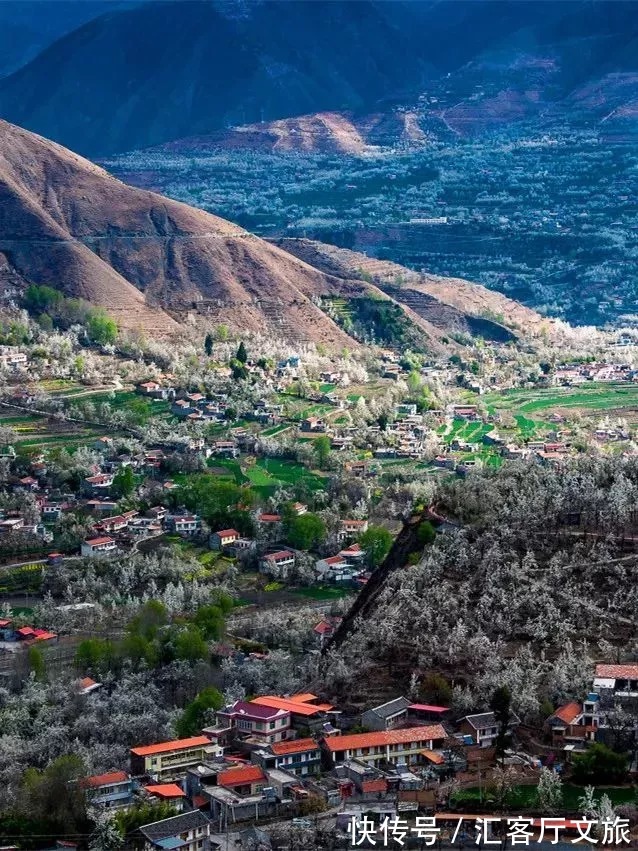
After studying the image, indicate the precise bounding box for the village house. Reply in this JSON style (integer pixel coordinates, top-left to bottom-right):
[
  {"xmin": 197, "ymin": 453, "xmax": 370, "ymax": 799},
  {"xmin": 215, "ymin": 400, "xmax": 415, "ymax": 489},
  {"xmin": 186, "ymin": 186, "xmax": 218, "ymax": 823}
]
[
  {"xmin": 450, "ymin": 404, "xmax": 480, "ymax": 420},
  {"xmin": 459, "ymin": 711, "xmax": 520, "ymax": 748},
  {"xmin": 138, "ymin": 811, "xmax": 211, "ymax": 851},
  {"xmin": 0, "ymin": 346, "xmax": 28, "ymax": 370},
  {"xmin": 300, "ymin": 416, "xmax": 326, "ymax": 433},
  {"xmin": 0, "ymin": 516, "xmax": 24, "ymax": 534},
  {"xmin": 322, "ymin": 725, "xmax": 446, "ymax": 768},
  {"xmin": 260, "ymin": 549, "xmax": 295, "ymax": 579},
  {"xmin": 319, "ymin": 370, "xmax": 341, "ymax": 384},
  {"xmin": 315, "ymin": 553, "xmax": 361, "ymax": 584},
  {"xmin": 84, "ymin": 472, "xmax": 114, "ymax": 494},
  {"xmin": 546, "ymin": 701, "xmax": 596, "ymax": 751},
  {"xmin": 81, "ymin": 536, "xmax": 117, "ymax": 557},
  {"xmin": 213, "ymin": 700, "xmax": 291, "ymax": 746},
  {"xmin": 218, "ymin": 764, "xmax": 267, "ymax": 796},
  {"xmin": 142, "ymin": 783, "xmax": 187, "ymax": 811},
  {"xmin": 209, "ymin": 528, "xmax": 239, "ymax": 551},
  {"xmin": 313, "ymin": 616, "xmax": 342, "ymax": 648},
  {"xmin": 594, "ymin": 662, "xmax": 638, "ymax": 698},
  {"xmin": 251, "ymin": 737, "xmax": 322, "ymax": 777},
  {"xmin": 361, "ymin": 697, "xmax": 412, "ymax": 731},
  {"xmin": 130, "ymin": 736, "xmax": 221, "ymax": 780},
  {"xmin": 166, "ymin": 514, "xmax": 201, "ymax": 536},
  {"xmin": 93, "ymin": 436, "xmax": 115, "ymax": 454},
  {"xmin": 339, "ymin": 519, "xmax": 368, "ymax": 540},
  {"xmin": 213, "ymin": 440, "xmax": 239, "ymax": 458},
  {"xmin": 82, "ymin": 770, "xmax": 135, "ymax": 810},
  {"xmin": 336, "ymin": 760, "xmax": 389, "ymax": 796},
  {"xmin": 251, "ymin": 693, "xmax": 336, "ymax": 733},
  {"xmin": 98, "ymin": 514, "xmax": 131, "ymax": 534}
]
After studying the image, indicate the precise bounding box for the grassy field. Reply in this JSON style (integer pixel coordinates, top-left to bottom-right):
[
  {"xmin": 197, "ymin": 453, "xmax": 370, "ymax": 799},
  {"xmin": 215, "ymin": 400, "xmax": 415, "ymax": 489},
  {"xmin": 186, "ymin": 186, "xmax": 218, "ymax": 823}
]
[
  {"xmin": 485, "ymin": 383, "xmax": 638, "ymax": 417},
  {"xmin": 208, "ymin": 456, "xmax": 328, "ymax": 499},
  {"xmin": 292, "ymin": 585, "xmax": 353, "ymax": 600}
]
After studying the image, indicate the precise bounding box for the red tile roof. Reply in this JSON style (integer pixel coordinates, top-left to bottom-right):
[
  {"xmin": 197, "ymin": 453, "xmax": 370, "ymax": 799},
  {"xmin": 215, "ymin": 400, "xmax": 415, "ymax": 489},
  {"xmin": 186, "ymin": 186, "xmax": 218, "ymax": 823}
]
[
  {"xmin": 144, "ymin": 783, "xmax": 186, "ymax": 798},
  {"xmin": 252, "ymin": 695, "xmax": 333, "ymax": 716},
  {"xmin": 552, "ymin": 702, "xmax": 582, "ymax": 724},
  {"xmin": 218, "ymin": 765, "xmax": 266, "ymax": 787},
  {"xmin": 271, "ymin": 737, "xmax": 319, "ymax": 756},
  {"xmin": 263, "ymin": 550, "xmax": 294, "ymax": 561},
  {"xmin": 84, "ymin": 770, "xmax": 129, "ymax": 788},
  {"xmin": 595, "ymin": 663, "xmax": 638, "ymax": 679},
  {"xmin": 409, "ymin": 704, "xmax": 449, "ymax": 713},
  {"xmin": 313, "ymin": 621, "xmax": 333, "ymax": 635},
  {"xmin": 130, "ymin": 736, "xmax": 211, "ymax": 757},
  {"xmin": 421, "ymin": 750, "xmax": 445, "ymax": 765},
  {"xmin": 84, "ymin": 536, "xmax": 115, "ymax": 546},
  {"xmin": 259, "ymin": 514, "xmax": 281, "ymax": 522},
  {"xmin": 215, "ymin": 529, "xmax": 238, "ymax": 538},
  {"xmin": 325, "ymin": 724, "xmax": 446, "ymax": 753}
]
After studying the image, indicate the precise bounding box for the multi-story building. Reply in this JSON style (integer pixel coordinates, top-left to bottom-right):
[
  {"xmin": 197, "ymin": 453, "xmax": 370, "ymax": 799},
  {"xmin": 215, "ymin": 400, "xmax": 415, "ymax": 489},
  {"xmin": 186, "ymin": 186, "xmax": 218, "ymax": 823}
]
[
  {"xmin": 130, "ymin": 736, "xmax": 221, "ymax": 780},
  {"xmin": 83, "ymin": 770, "xmax": 135, "ymax": 810},
  {"xmin": 81, "ymin": 536, "xmax": 117, "ymax": 557},
  {"xmin": 251, "ymin": 737, "xmax": 322, "ymax": 777},
  {"xmin": 594, "ymin": 663, "xmax": 638, "ymax": 699},
  {"xmin": 459, "ymin": 712, "xmax": 520, "ymax": 749},
  {"xmin": 362, "ymin": 697, "xmax": 411, "ymax": 731},
  {"xmin": 138, "ymin": 811, "xmax": 211, "ymax": 851},
  {"xmin": 215, "ymin": 700, "xmax": 291, "ymax": 745},
  {"xmin": 323, "ymin": 725, "xmax": 446, "ymax": 767},
  {"xmin": 250, "ymin": 693, "xmax": 336, "ymax": 733}
]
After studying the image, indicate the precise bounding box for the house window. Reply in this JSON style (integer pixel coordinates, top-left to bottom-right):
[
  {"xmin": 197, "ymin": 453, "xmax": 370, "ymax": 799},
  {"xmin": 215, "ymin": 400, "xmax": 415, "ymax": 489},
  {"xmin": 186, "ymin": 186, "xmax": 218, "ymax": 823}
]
[{"xmin": 269, "ymin": 721, "xmax": 276, "ymax": 729}]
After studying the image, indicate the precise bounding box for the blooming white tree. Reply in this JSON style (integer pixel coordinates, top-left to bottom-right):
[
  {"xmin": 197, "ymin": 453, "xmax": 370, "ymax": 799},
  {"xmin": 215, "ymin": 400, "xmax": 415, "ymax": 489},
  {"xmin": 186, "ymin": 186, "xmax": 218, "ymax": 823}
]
[{"xmin": 537, "ymin": 767, "xmax": 563, "ymax": 813}]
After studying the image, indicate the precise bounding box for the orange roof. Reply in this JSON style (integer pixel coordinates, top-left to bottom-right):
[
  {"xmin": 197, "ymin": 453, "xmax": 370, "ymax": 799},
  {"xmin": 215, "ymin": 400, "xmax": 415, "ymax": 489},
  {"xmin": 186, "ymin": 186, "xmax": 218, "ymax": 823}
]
[
  {"xmin": 218, "ymin": 765, "xmax": 266, "ymax": 787},
  {"xmin": 252, "ymin": 695, "xmax": 333, "ymax": 717},
  {"xmin": 595, "ymin": 663, "xmax": 638, "ymax": 679},
  {"xmin": 144, "ymin": 783, "xmax": 186, "ymax": 798},
  {"xmin": 421, "ymin": 750, "xmax": 445, "ymax": 765},
  {"xmin": 325, "ymin": 724, "xmax": 446, "ymax": 753},
  {"xmin": 552, "ymin": 702, "xmax": 582, "ymax": 724},
  {"xmin": 131, "ymin": 736, "xmax": 211, "ymax": 757},
  {"xmin": 79, "ymin": 676, "xmax": 98, "ymax": 689},
  {"xmin": 291, "ymin": 693, "xmax": 318, "ymax": 703},
  {"xmin": 271, "ymin": 737, "xmax": 319, "ymax": 756},
  {"xmin": 84, "ymin": 770, "xmax": 129, "ymax": 788}
]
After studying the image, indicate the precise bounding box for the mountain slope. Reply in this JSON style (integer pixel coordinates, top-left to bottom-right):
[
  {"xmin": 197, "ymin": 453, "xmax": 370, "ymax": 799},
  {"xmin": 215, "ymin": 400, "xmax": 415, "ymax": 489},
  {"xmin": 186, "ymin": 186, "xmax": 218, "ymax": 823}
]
[
  {"xmin": 0, "ymin": 0, "xmax": 432, "ymax": 157},
  {"xmin": 155, "ymin": 110, "xmax": 430, "ymax": 155},
  {"xmin": 274, "ymin": 238, "xmax": 550, "ymax": 341},
  {"xmin": 1, "ymin": 1, "xmax": 637, "ymax": 155},
  {"xmin": 0, "ymin": 1, "xmax": 120, "ymax": 79},
  {"xmin": 0, "ymin": 120, "xmax": 367, "ymax": 343}
]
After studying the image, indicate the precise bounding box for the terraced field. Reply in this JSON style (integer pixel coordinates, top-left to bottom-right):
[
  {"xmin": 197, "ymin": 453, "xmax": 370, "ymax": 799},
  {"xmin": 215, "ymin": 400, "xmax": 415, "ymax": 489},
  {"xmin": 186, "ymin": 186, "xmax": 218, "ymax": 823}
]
[{"xmin": 485, "ymin": 382, "xmax": 638, "ymax": 416}]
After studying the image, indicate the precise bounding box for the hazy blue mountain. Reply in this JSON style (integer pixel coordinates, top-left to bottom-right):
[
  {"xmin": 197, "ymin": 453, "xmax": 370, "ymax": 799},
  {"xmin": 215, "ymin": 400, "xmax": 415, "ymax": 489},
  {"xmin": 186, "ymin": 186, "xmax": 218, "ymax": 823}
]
[
  {"xmin": 0, "ymin": 0, "xmax": 636, "ymax": 155},
  {"xmin": 0, "ymin": 1, "xmax": 128, "ymax": 78}
]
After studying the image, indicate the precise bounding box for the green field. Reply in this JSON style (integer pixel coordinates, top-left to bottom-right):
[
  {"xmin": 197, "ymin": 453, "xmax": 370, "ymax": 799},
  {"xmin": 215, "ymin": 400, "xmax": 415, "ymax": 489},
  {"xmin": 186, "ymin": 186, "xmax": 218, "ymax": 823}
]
[
  {"xmin": 209, "ymin": 456, "xmax": 327, "ymax": 499},
  {"xmin": 485, "ymin": 383, "xmax": 638, "ymax": 417},
  {"xmin": 292, "ymin": 585, "xmax": 353, "ymax": 600}
]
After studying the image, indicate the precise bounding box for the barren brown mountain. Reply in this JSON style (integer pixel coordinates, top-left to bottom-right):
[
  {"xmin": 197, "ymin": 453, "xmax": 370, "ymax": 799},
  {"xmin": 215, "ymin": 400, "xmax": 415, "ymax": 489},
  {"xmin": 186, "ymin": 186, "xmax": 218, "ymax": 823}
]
[
  {"xmin": 0, "ymin": 120, "xmax": 370, "ymax": 343},
  {"xmin": 273, "ymin": 238, "xmax": 549, "ymax": 341},
  {"xmin": 156, "ymin": 110, "xmax": 430, "ymax": 156},
  {"xmin": 0, "ymin": 119, "xmax": 545, "ymax": 349}
]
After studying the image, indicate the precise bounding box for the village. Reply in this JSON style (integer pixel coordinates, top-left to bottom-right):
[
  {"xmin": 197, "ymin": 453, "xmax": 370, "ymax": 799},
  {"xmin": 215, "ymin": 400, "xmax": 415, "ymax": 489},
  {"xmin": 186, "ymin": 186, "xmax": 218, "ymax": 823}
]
[
  {"xmin": 0, "ymin": 657, "xmax": 633, "ymax": 850},
  {"xmin": 1, "ymin": 317, "xmax": 638, "ymax": 848}
]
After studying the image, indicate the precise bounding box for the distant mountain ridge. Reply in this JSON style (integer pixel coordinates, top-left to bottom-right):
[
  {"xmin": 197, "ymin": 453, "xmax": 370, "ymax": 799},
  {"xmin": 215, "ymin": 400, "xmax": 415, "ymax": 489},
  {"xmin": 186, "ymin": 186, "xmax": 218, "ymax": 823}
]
[{"xmin": 1, "ymin": 0, "xmax": 637, "ymax": 155}]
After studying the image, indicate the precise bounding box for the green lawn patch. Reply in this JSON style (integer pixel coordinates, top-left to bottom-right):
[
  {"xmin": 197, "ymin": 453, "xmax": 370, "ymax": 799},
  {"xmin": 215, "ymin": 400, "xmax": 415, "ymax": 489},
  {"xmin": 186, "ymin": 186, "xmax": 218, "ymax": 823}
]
[{"xmin": 292, "ymin": 585, "xmax": 353, "ymax": 600}]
